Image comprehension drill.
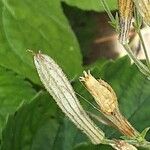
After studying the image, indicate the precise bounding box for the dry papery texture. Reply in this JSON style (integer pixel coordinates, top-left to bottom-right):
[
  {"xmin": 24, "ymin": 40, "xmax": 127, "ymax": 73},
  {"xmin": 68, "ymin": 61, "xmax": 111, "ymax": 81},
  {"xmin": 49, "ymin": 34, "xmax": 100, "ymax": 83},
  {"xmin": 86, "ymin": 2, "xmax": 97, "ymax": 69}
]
[
  {"xmin": 133, "ymin": 0, "xmax": 150, "ymax": 26},
  {"xmin": 80, "ymin": 71, "xmax": 139, "ymax": 137}
]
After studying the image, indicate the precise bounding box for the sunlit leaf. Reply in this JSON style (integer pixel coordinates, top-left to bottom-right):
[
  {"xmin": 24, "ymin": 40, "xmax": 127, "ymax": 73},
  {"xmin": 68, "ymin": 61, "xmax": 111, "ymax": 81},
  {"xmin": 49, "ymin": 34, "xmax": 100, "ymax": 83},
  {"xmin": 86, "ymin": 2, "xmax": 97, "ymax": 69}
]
[{"xmin": 1, "ymin": 0, "xmax": 82, "ymax": 84}]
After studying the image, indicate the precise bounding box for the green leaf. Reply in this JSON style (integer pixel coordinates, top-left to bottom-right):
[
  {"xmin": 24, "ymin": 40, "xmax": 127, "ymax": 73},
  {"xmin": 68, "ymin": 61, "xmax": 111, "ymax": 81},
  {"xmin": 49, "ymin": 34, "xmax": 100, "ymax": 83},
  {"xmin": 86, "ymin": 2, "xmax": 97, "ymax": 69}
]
[
  {"xmin": 73, "ymin": 143, "xmax": 145, "ymax": 150},
  {"xmin": 0, "ymin": 66, "xmax": 36, "ymax": 138},
  {"xmin": 0, "ymin": 1, "xmax": 40, "ymax": 83},
  {"xmin": 62, "ymin": 0, "xmax": 117, "ymax": 12},
  {"xmin": 1, "ymin": 92, "xmax": 84, "ymax": 150},
  {"xmin": 73, "ymin": 143, "xmax": 113, "ymax": 150},
  {"xmin": 1, "ymin": 0, "xmax": 82, "ymax": 84}
]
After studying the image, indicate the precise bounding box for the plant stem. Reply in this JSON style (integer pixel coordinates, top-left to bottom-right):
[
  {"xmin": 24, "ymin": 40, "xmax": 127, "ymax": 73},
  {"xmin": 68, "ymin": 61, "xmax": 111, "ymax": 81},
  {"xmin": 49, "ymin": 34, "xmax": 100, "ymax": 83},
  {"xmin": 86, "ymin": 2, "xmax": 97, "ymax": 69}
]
[
  {"xmin": 125, "ymin": 139, "xmax": 150, "ymax": 150},
  {"xmin": 103, "ymin": 138, "xmax": 150, "ymax": 149},
  {"xmin": 123, "ymin": 43, "xmax": 150, "ymax": 77},
  {"xmin": 138, "ymin": 30, "xmax": 150, "ymax": 68},
  {"xmin": 101, "ymin": 0, "xmax": 115, "ymax": 22}
]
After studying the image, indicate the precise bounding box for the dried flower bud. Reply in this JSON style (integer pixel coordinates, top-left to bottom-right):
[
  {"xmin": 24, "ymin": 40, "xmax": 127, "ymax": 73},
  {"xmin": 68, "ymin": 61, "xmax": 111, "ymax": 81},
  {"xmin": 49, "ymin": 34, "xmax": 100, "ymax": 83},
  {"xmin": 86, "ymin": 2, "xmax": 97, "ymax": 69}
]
[
  {"xmin": 80, "ymin": 71, "xmax": 118, "ymax": 115},
  {"xmin": 133, "ymin": 0, "xmax": 150, "ymax": 26},
  {"xmin": 80, "ymin": 71, "xmax": 139, "ymax": 137},
  {"xmin": 34, "ymin": 52, "xmax": 105, "ymax": 144},
  {"xmin": 118, "ymin": 0, "xmax": 134, "ymax": 44}
]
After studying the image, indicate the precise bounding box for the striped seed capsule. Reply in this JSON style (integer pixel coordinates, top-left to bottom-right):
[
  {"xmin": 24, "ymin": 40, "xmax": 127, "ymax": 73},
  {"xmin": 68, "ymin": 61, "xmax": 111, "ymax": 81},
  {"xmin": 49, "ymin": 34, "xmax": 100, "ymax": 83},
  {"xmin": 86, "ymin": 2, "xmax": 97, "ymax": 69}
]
[
  {"xmin": 118, "ymin": 0, "xmax": 134, "ymax": 44},
  {"xmin": 133, "ymin": 0, "xmax": 150, "ymax": 26},
  {"xmin": 34, "ymin": 52, "xmax": 105, "ymax": 144}
]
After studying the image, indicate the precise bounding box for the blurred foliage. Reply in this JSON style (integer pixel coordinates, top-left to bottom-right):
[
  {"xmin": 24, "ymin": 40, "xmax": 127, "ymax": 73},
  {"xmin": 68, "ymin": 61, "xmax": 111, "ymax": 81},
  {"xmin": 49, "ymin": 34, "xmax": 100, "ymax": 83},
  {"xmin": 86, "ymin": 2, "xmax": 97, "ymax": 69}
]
[
  {"xmin": 0, "ymin": 0, "xmax": 149, "ymax": 150},
  {"xmin": 62, "ymin": 0, "xmax": 117, "ymax": 12},
  {"xmin": 1, "ymin": 92, "xmax": 78, "ymax": 150},
  {"xmin": 62, "ymin": 3, "xmax": 97, "ymax": 60},
  {"xmin": 1, "ymin": 0, "xmax": 82, "ymax": 84}
]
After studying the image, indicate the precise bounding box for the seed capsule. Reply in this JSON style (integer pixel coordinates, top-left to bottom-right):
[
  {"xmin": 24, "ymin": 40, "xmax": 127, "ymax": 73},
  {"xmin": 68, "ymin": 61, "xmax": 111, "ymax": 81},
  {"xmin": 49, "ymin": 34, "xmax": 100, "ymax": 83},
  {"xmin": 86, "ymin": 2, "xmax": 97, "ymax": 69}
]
[
  {"xmin": 34, "ymin": 52, "xmax": 105, "ymax": 144},
  {"xmin": 118, "ymin": 0, "xmax": 134, "ymax": 44},
  {"xmin": 80, "ymin": 70, "xmax": 118, "ymax": 115},
  {"xmin": 133, "ymin": 0, "xmax": 150, "ymax": 26},
  {"xmin": 80, "ymin": 71, "xmax": 139, "ymax": 137}
]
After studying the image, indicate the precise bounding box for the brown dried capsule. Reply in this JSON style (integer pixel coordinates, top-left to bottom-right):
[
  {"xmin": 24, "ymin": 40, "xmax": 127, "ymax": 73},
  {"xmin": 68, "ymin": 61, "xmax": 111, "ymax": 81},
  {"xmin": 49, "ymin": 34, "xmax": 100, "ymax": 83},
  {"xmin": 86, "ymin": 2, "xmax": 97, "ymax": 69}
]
[
  {"xmin": 80, "ymin": 70, "xmax": 118, "ymax": 115},
  {"xmin": 80, "ymin": 71, "xmax": 140, "ymax": 137}
]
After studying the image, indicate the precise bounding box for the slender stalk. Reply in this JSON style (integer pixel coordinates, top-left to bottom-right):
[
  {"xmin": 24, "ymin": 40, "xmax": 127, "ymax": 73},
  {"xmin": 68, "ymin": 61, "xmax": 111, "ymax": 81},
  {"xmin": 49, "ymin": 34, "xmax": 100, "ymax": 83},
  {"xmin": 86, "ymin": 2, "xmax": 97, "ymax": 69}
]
[
  {"xmin": 138, "ymin": 30, "xmax": 150, "ymax": 68},
  {"xmin": 101, "ymin": 0, "xmax": 115, "ymax": 22},
  {"xmin": 103, "ymin": 138, "xmax": 150, "ymax": 150},
  {"xmin": 123, "ymin": 43, "xmax": 150, "ymax": 77}
]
